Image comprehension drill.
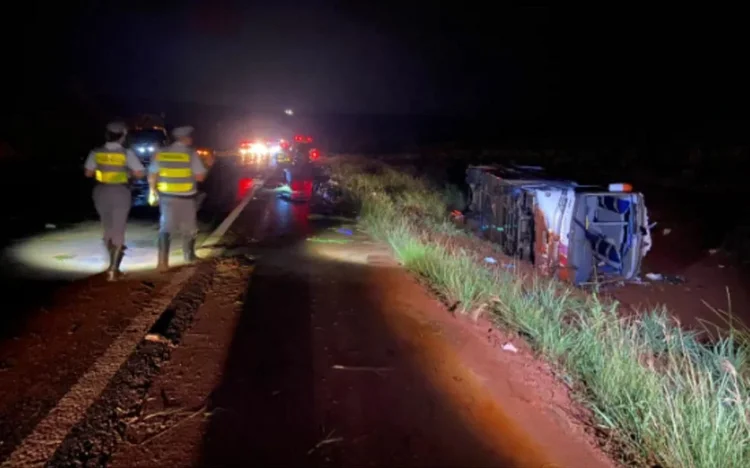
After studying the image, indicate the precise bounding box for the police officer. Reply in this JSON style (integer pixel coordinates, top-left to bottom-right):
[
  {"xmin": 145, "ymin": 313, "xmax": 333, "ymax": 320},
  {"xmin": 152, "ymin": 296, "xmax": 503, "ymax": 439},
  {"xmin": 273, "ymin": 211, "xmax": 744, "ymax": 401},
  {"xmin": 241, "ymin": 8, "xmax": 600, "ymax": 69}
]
[
  {"xmin": 148, "ymin": 126, "xmax": 207, "ymax": 271},
  {"xmin": 84, "ymin": 121, "xmax": 145, "ymax": 281}
]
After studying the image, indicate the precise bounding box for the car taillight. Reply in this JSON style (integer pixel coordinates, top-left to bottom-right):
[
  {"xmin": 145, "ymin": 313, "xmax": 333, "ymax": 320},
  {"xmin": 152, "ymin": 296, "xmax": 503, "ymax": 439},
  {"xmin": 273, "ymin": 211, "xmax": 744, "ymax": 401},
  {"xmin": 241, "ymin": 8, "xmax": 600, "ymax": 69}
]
[{"xmin": 309, "ymin": 148, "xmax": 320, "ymax": 161}]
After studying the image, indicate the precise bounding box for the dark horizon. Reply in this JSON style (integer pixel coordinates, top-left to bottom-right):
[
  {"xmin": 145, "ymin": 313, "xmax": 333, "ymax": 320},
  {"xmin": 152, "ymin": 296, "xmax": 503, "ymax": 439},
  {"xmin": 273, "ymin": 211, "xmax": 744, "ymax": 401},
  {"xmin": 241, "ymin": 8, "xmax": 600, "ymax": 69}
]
[
  {"xmin": 4, "ymin": 5, "xmax": 750, "ymax": 116},
  {"xmin": 3, "ymin": 4, "xmax": 750, "ymax": 158}
]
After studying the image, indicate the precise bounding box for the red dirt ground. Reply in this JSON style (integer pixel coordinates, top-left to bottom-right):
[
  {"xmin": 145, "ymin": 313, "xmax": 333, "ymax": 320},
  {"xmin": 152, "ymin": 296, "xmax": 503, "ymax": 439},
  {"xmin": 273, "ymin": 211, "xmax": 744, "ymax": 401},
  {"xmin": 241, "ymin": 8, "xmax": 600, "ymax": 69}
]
[
  {"xmin": 108, "ymin": 197, "xmax": 615, "ymax": 468},
  {"xmin": 610, "ymin": 221, "xmax": 750, "ymax": 329},
  {"xmin": 0, "ymin": 271, "xmax": 174, "ymax": 461}
]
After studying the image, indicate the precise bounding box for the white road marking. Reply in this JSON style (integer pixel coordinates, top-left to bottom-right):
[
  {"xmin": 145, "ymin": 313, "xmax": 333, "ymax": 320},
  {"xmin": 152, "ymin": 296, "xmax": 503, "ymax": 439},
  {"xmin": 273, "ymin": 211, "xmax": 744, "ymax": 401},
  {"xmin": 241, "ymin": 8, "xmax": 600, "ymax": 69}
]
[
  {"xmin": 2, "ymin": 182, "xmax": 262, "ymax": 468},
  {"xmin": 199, "ymin": 179, "xmax": 263, "ymax": 256},
  {"xmin": 3, "ymin": 268, "xmax": 193, "ymax": 468}
]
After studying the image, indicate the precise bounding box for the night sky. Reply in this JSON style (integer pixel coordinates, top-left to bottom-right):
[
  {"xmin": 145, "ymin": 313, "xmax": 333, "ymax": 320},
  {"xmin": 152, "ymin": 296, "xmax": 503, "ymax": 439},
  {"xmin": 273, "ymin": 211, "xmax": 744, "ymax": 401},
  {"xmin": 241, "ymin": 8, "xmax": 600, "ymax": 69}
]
[{"xmin": 4, "ymin": 3, "xmax": 750, "ymax": 121}]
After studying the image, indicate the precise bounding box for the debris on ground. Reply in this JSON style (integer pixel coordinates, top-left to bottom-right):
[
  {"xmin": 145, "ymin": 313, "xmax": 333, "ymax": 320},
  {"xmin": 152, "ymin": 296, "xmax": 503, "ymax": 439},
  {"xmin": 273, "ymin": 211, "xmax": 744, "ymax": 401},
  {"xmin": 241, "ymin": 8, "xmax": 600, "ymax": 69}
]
[
  {"xmin": 629, "ymin": 276, "xmax": 648, "ymax": 285},
  {"xmin": 646, "ymin": 272, "xmax": 687, "ymax": 285},
  {"xmin": 307, "ymin": 430, "xmax": 343, "ymax": 455},
  {"xmin": 501, "ymin": 342, "xmax": 518, "ymax": 353},
  {"xmin": 664, "ymin": 275, "xmax": 686, "ymax": 285},
  {"xmin": 307, "ymin": 214, "xmax": 356, "ymax": 223},
  {"xmin": 307, "ymin": 237, "xmax": 352, "ymax": 244},
  {"xmin": 332, "ymin": 364, "xmax": 394, "ymax": 375},
  {"xmin": 144, "ymin": 333, "xmax": 171, "ymax": 344},
  {"xmin": 484, "ymin": 257, "xmax": 497, "ymax": 264},
  {"xmin": 131, "ymin": 404, "xmax": 209, "ymax": 446},
  {"xmin": 645, "ymin": 272, "xmax": 663, "ymax": 281}
]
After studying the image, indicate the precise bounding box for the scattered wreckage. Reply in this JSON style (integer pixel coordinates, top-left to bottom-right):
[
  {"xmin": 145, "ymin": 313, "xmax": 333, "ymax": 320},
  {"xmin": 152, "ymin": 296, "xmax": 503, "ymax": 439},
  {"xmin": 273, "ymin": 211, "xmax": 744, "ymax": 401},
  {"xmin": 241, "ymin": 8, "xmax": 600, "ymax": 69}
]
[{"xmin": 465, "ymin": 164, "xmax": 652, "ymax": 285}]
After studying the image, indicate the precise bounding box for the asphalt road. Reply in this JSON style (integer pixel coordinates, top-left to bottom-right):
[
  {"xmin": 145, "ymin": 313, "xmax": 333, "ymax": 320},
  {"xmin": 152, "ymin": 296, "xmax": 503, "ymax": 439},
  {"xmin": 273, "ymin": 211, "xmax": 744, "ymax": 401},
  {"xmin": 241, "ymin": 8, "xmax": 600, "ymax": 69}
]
[
  {"xmin": 0, "ymin": 156, "xmax": 264, "ymax": 340},
  {"xmin": 0, "ymin": 156, "xmax": 253, "ymax": 457}
]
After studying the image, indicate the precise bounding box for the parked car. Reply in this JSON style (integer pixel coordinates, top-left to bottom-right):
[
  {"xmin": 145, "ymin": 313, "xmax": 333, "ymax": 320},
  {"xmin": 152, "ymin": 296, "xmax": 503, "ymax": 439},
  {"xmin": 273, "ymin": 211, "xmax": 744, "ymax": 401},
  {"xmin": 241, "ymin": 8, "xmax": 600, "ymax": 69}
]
[
  {"xmin": 126, "ymin": 126, "xmax": 169, "ymax": 166},
  {"xmin": 465, "ymin": 164, "xmax": 653, "ymax": 285}
]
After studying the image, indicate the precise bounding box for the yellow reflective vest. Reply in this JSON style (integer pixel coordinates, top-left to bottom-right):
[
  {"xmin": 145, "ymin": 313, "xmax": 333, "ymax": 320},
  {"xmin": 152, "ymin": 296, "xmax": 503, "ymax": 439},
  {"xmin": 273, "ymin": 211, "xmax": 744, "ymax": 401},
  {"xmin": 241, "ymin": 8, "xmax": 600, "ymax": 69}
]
[
  {"xmin": 94, "ymin": 152, "xmax": 128, "ymax": 184},
  {"xmin": 154, "ymin": 152, "xmax": 195, "ymax": 195}
]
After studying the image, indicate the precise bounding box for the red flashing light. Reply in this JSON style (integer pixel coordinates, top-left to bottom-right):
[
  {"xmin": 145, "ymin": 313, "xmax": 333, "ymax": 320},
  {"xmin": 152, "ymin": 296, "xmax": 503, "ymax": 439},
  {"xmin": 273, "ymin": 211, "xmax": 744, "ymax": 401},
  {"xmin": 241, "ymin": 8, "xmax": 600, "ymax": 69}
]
[
  {"xmin": 237, "ymin": 178, "xmax": 254, "ymax": 200},
  {"xmin": 290, "ymin": 180, "xmax": 313, "ymax": 198},
  {"xmin": 309, "ymin": 148, "xmax": 320, "ymax": 161},
  {"xmin": 608, "ymin": 183, "xmax": 633, "ymax": 192}
]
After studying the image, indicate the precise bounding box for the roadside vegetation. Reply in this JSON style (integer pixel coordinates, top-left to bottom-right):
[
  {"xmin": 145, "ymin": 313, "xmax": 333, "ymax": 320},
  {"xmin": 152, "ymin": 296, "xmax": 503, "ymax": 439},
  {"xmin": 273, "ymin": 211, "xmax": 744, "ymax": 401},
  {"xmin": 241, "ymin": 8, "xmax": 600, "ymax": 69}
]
[{"xmin": 328, "ymin": 156, "xmax": 750, "ymax": 468}]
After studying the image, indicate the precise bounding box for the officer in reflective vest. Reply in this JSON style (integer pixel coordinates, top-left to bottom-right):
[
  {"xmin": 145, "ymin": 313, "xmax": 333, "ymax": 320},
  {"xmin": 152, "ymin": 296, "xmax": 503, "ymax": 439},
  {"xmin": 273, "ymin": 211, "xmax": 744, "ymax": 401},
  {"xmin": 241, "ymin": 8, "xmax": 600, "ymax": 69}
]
[
  {"xmin": 84, "ymin": 121, "xmax": 145, "ymax": 280},
  {"xmin": 148, "ymin": 126, "xmax": 207, "ymax": 271}
]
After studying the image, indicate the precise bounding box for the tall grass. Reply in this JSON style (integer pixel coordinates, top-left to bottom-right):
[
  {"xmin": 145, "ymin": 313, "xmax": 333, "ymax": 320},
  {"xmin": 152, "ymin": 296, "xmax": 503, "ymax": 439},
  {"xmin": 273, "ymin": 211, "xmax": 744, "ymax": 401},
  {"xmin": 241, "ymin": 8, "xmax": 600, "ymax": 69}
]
[{"xmin": 331, "ymin": 159, "xmax": 750, "ymax": 467}]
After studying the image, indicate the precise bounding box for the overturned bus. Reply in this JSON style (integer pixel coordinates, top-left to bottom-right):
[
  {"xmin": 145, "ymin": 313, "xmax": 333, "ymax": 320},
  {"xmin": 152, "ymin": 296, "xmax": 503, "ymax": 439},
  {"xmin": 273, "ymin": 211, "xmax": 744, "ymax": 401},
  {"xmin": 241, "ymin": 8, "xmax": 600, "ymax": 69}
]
[{"xmin": 465, "ymin": 164, "xmax": 652, "ymax": 285}]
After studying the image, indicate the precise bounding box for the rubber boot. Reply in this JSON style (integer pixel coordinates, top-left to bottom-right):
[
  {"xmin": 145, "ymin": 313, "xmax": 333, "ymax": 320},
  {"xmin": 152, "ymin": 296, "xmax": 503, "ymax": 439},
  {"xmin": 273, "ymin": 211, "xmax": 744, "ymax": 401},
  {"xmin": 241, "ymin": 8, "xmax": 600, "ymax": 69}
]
[
  {"xmin": 106, "ymin": 245, "xmax": 125, "ymax": 282},
  {"xmin": 158, "ymin": 233, "xmax": 170, "ymax": 272},
  {"xmin": 183, "ymin": 235, "xmax": 198, "ymax": 263},
  {"xmin": 104, "ymin": 240, "xmax": 115, "ymax": 270}
]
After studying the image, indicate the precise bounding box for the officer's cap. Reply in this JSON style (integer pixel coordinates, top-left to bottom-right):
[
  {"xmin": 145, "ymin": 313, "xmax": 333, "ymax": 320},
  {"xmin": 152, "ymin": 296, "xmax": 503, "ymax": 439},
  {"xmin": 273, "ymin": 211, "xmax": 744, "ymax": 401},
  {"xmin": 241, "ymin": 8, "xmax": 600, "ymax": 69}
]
[
  {"xmin": 172, "ymin": 126, "xmax": 194, "ymax": 138},
  {"xmin": 106, "ymin": 121, "xmax": 127, "ymax": 134}
]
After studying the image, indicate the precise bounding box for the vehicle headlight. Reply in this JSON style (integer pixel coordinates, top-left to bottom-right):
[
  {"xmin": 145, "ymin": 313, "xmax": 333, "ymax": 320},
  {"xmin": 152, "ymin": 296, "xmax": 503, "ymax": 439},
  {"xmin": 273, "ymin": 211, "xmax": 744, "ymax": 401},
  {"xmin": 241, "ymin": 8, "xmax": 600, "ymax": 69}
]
[
  {"xmin": 148, "ymin": 146, "xmax": 155, "ymax": 152},
  {"xmin": 137, "ymin": 147, "xmax": 146, "ymax": 154},
  {"xmin": 250, "ymin": 142, "xmax": 268, "ymax": 155}
]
